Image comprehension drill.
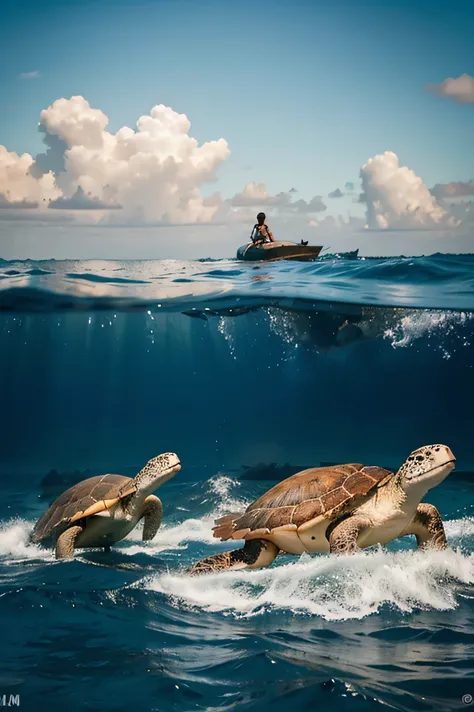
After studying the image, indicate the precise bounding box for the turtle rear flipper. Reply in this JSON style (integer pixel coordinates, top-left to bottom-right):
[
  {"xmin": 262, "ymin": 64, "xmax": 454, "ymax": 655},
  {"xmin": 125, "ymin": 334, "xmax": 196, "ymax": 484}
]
[{"xmin": 188, "ymin": 539, "xmax": 279, "ymax": 575}]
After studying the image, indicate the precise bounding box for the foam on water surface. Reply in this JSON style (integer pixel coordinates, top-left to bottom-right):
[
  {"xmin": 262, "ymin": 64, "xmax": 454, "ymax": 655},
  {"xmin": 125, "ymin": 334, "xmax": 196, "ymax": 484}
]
[
  {"xmin": 150, "ymin": 544, "xmax": 474, "ymax": 621},
  {"xmin": 0, "ymin": 519, "xmax": 52, "ymax": 563}
]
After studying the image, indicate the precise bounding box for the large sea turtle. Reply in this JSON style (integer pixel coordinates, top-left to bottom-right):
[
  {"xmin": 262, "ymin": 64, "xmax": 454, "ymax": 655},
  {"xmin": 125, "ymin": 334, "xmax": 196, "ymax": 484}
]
[
  {"xmin": 189, "ymin": 445, "xmax": 455, "ymax": 574},
  {"xmin": 31, "ymin": 453, "xmax": 181, "ymax": 559}
]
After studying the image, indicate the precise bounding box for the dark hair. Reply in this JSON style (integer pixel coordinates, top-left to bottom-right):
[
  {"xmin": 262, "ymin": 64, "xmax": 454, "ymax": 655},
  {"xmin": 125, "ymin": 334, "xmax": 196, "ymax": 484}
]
[{"xmin": 257, "ymin": 212, "xmax": 266, "ymax": 225}]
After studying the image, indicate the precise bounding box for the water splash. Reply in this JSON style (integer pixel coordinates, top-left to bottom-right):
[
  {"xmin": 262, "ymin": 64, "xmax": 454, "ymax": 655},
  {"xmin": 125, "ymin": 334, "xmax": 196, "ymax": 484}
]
[
  {"xmin": 384, "ymin": 310, "xmax": 473, "ymax": 354},
  {"xmin": 150, "ymin": 543, "xmax": 474, "ymax": 621},
  {"xmin": 0, "ymin": 519, "xmax": 52, "ymax": 562}
]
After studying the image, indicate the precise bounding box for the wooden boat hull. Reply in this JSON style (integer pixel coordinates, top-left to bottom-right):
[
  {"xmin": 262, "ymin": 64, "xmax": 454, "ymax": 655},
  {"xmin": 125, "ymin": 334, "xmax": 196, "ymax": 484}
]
[{"xmin": 237, "ymin": 241, "xmax": 323, "ymax": 262}]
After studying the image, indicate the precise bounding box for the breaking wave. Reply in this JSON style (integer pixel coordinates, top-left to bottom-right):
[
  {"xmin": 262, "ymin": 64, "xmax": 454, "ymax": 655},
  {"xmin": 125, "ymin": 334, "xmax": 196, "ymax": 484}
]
[{"xmin": 150, "ymin": 545, "xmax": 474, "ymax": 621}]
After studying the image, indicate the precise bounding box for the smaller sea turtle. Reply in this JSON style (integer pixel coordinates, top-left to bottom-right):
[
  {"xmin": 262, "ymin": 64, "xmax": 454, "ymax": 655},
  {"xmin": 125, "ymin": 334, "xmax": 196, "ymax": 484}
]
[
  {"xmin": 31, "ymin": 453, "xmax": 181, "ymax": 559},
  {"xmin": 188, "ymin": 445, "xmax": 455, "ymax": 574}
]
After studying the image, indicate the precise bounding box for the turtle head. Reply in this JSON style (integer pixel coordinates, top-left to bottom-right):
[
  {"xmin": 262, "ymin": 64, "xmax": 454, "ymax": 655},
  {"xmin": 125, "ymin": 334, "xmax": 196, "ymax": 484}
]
[
  {"xmin": 398, "ymin": 445, "xmax": 455, "ymax": 493},
  {"xmin": 134, "ymin": 452, "xmax": 181, "ymax": 494}
]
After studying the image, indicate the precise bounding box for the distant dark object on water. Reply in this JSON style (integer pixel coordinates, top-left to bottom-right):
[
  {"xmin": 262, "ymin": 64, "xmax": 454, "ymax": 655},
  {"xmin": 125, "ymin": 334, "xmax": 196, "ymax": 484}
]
[
  {"xmin": 322, "ymin": 249, "xmax": 359, "ymax": 260},
  {"xmin": 39, "ymin": 468, "xmax": 93, "ymax": 501},
  {"xmin": 240, "ymin": 460, "xmax": 396, "ymax": 481},
  {"xmin": 239, "ymin": 462, "xmax": 312, "ymax": 481}
]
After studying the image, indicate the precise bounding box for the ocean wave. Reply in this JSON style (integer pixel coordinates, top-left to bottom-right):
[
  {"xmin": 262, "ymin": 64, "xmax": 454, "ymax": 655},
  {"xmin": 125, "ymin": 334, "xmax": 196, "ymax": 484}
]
[
  {"xmin": 0, "ymin": 253, "xmax": 473, "ymax": 311},
  {"xmin": 0, "ymin": 519, "xmax": 52, "ymax": 563},
  {"xmin": 150, "ymin": 543, "xmax": 474, "ymax": 621},
  {"xmin": 2, "ymin": 507, "xmax": 474, "ymax": 624}
]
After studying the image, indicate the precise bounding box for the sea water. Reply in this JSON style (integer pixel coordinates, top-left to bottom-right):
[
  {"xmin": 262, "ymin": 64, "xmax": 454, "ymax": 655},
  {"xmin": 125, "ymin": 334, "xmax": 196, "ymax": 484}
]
[{"xmin": 0, "ymin": 253, "xmax": 473, "ymax": 711}]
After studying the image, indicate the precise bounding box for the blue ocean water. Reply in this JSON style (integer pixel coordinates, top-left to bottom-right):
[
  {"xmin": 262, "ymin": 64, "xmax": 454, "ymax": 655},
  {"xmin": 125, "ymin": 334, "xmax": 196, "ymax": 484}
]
[{"xmin": 0, "ymin": 253, "xmax": 474, "ymax": 712}]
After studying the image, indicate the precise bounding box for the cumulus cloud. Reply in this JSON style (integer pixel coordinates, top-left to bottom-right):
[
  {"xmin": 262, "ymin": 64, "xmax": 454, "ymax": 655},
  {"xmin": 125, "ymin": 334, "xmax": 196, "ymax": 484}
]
[
  {"xmin": 290, "ymin": 196, "xmax": 327, "ymax": 213},
  {"xmin": 360, "ymin": 151, "xmax": 456, "ymax": 230},
  {"xmin": 328, "ymin": 188, "xmax": 344, "ymax": 198},
  {"xmin": 431, "ymin": 180, "xmax": 474, "ymax": 199},
  {"xmin": 0, "ymin": 194, "xmax": 38, "ymax": 209},
  {"xmin": 0, "ymin": 96, "xmax": 230, "ymax": 225},
  {"xmin": 229, "ymin": 183, "xmax": 325, "ymax": 214},
  {"xmin": 19, "ymin": 71, "xmax": 41, "ymax": 80},
  {"xmin": 49, "ymin": 186, "xmax": 122, "ymax": 210},
  {"xmin": 229, "ymin": 182, "xmax": 270, "ymax": 206},
  {"xmin": 0, "ymin": 94, "xmax": 468, "ymax": 238},
  {"xmin": 0, "ymin": 145, "xmax": 60, "ymax": 206},
  {"xmin": 308, "ymin": 214, "xmax": 364, "ymax": 233},
  {"xmin": 427, "ymin": 73, "xmax": 474, "ymax": 104}
]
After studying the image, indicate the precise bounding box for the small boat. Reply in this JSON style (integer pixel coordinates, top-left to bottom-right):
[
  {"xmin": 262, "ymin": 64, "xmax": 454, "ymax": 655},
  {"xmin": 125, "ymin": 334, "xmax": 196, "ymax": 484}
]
[
  {"xmin": 334, "ymin": 248, "xmax": 359, "ymax": 260},
  {"xmin": 236, "ymin": 240, "xmax": 323, "ymax": 262},
  {"xmin": 320, "ymin": 248, "xmax": 359, "ymax": 260}
]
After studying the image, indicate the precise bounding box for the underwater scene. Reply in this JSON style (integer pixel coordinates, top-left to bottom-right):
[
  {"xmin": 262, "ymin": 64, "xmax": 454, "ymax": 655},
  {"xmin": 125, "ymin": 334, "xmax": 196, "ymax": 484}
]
[{"xmin": 1, "ymin": 253, "xmax": 474, "ymax": 712}]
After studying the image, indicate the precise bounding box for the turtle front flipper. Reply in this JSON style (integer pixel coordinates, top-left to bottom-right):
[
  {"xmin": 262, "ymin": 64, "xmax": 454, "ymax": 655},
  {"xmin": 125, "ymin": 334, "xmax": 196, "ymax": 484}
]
[
  {"xmin": 187, "ymin": 539, "xmax": 279, "ymax": 576},
  {"xmin": 140, "ymin": 495, "xmax": 163, "ymax": 541},
  {"xmin": 55, "ymin": 525, "xmax": 84, "ymax": 560},
  {"xmin": 327, "ymin": 515, "xmax": 372, "ymax": 554},
  {"xmin": 401, "ymin": 503, "xmax": 448, "ymax": 550}
]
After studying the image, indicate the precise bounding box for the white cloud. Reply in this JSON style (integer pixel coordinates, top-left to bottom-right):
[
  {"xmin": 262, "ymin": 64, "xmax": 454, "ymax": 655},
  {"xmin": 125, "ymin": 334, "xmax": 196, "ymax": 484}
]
[
  {"xmin": 0, "ymin": 194, "xmax": 38, "ymax": 209},
  {"xmin": 360, "ymin": 151, "xmax": 457, "ymax": 230},
  {"xmin": 0, "ymin": 95, "xmax": 468, "ymax": 244},
  {"xmin": 49, "ymin": 186, "xmax": 122, "ymax": 210},
  {"xmin": 228, "ymin": 183, "xmax": 325, "ymax": 213},
  {"xmin": 431, "ymin": 180, "xmax": 474, "ymax": 199},
  {"xmin": 0, "ymin": 145, "xmax": 60, "ymax": 206},
  {"xmin": 427, "ymin": 73, "xmax": 474, "ymax": 104},
  {"xmin": 290, "ymin": 196, "xmax": 327, "ymax": 213},
  {"xmin": 0, "ymin": 96, "xmax": 230, "ymax": 225},
  {"xmin": 19, "ymin": 71, "xmax": 41, "ymax": 80},
  {"xmin": 308, "ymin": 214, "xmax": 364, "ymax": 232},
  {"xmin": 229, "ymin": 182, "xmax": 269, "ymax": 206}
]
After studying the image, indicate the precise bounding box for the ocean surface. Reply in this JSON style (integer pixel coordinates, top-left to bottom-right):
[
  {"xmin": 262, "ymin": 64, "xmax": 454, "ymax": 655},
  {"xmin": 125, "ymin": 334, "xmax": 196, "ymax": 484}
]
[{"xmin": 1, "ymin": 252, "xmax": 474, "ymax": 712}]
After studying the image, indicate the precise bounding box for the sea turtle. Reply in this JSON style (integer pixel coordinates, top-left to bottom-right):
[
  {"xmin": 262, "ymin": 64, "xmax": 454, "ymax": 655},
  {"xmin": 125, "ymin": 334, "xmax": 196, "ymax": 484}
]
[
  {"xmin": 188, "ymin": 445, "xmax": 455, "ymax": 574},
  {"xmin": 31, "ymin": 453, "xmax": 181, "ymax": 559}
]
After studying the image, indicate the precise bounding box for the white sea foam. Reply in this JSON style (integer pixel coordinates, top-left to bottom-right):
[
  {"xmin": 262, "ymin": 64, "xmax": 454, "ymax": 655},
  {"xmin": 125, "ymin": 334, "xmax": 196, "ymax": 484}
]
[
  {"xmin": 120, "ymin": 475, "xmax": 248, "ymax": 556},
  {"xmin": 207, "ymin": 474, "xmax": 248, "ymax": 513},
  {"xmin": 122, "ymin": 517, "xmax": 217, "ymax": 556},
  {"xmin": 0, "ymin": 519, "xmax": 52, "ymax": 562},
  {"xmin": 445, "ymin": 516, "xmax": 474, "ymax": 540},
  {"xmin": 149, "ymin": 545, "xmax": 474, "ymax": 621}
]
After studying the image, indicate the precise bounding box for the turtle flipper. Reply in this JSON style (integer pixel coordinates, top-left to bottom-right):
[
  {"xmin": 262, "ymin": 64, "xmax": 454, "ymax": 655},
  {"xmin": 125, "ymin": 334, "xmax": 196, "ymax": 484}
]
[
  {"xmin": 327, "ymin": 516, "xmax": 372, "ymax": 554},
  {"xmin": 55, "ymin": 525, "xmax": 84, "ymax": 560},
  {"xmin": 140, "ymin": 495, "xmax": 163, "ymax": 541},
  {"xmin": 401, "ymin": 503, "xmax": 448, "ymax": 550},
  {"xmin": 187, "ymin": 539, "xmax": 279, "ymax": 575}
]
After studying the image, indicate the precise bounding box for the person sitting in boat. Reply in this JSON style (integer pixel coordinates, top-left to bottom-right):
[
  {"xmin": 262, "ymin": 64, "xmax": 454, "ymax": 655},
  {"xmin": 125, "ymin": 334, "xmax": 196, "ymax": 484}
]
[{"xmin": 250, "ymin": 212, "xmax": 275, "ymax": 245}]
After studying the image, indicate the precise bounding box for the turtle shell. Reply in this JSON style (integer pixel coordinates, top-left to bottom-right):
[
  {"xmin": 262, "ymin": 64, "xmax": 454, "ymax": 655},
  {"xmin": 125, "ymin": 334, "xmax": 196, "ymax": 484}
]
[
  {"xmin": 31, "ymin": 474, "xmax": 136, "ymax": 543},
  {"xmin": 213, "ymin": 464, "xmax": 394, "ymax": 541}
]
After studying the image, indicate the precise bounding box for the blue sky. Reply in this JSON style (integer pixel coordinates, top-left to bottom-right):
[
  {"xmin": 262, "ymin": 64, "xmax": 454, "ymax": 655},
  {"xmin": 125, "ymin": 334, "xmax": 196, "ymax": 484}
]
[{"xmin": 0, "ymin": 0, "xmax": 473, "ymax": 257}]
